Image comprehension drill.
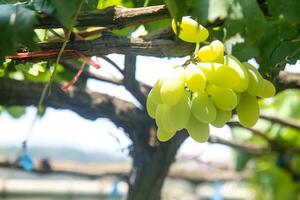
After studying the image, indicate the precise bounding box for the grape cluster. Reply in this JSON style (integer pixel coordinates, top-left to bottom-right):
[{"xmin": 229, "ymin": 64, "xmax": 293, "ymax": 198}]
[{"xmin": 146, "ymin": 16, "xmax": 276, "ymax": 143}]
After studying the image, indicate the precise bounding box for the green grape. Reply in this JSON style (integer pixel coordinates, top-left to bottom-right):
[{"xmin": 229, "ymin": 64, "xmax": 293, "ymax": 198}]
[
  {"xmin": 186, "ymin": 115, "xmax": 210, "ymax": 143},
  {"xmin": 197, "ymin": 62, "xmax": 216, "ymax": 82},
  {"xmin": 184, "ymin": 64, "xmax": 206, "ymax": 92},
  {"xmin": 197, "ymin": 45, "xmax": 217, "ymax": 61},
  {"xmin": 258, "ymin": 79, "xmax": 276, "ymax": 98},
  {"xmin": 198, "ymin": 62, "xmax": 239, "ymax": 88},
  {"xmin": 168, "ymin": 91, "xmax": 191, "ymax": 130},
  {"xmin": 243, "ymin": 62, "xmax": 264, "ymax": 96},
  {"xmin": 171, "ymin": 17, "xmax": 209, "ymax": 43},
  {"xmin": 213, "ymin": 64, "xmax": 240, "ymax": 88},
  {"xmin": 146, "ymin": 97, "xmax": 157, "ymax": 119},
  {"xmin": 155, "ymin": 104, "xmax": 177, "ymax": 132},
  {"xmin": 206, "ymin": 84, "xmax": 238, "ymax": 111},
  {"xmin": 224, "ymin": 55, "xmax": 249, "ymax": 92},
  {"xmin": 160, "ymin": 67, "xmax": 185, "ymax": 106},
  {"xmin": 197, "ymin": 40, "xmax": 224, "ymax": 63},
  {"xmin": 210, "ymin": 40, "xmax": 224, "ymax": 63},
  {"xmin": 236, "ymin": 92, "xmax": 259, "ymax": 128},
  {"xmin": 191, "ymin": 91, "xmax": 216, "ymax": 123},
  {"xmin": 146, "ymin": 80, "xmax": 163, "ymax": 118},
  {"xmin": 236, "ymin": 92, "xmax": 241, "ymax": 104},
  {"xmin": 211, "ymin": 109, "xmax": 232, "ymax": 128},
  {"xmin": 157, "ymin": 128, "xmax": 176, "ymax": 142}
]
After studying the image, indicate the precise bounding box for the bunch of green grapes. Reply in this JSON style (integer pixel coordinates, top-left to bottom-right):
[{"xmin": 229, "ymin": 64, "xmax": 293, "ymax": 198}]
[{"xmin": 146, "ymin": 16, "xmax": 276, "ymax": 143}]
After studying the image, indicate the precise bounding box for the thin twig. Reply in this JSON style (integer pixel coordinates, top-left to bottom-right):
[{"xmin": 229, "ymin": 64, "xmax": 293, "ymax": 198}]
[
  {"xmin": 260, "ymin": 113, "xmax": 300, "ymax": 130},
  {"xmin": 100, "ymin": 55, "xmax": 124, "ymax": 74}
]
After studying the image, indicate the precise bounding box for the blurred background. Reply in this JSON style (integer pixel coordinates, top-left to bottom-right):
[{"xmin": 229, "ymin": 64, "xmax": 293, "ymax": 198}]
[{"xmin": 0, "ymin": 54, "xmax": 300, "ymax": 200}]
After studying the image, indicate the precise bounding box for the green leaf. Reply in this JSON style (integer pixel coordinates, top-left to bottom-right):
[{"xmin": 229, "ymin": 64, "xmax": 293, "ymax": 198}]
[
  {"xmin": 192, "ymin": 0, "xmax": 231, "ymax": 24},
  {"xmin": 144, "ymin": 18, "xmax": 171, "ymax": 32},
  {"xmin": 164, "ymin": 0, "xmax": 187, "ymax": 21},
  {"xmin": 6, "ymin": 106, "xmax": 26, "ymax": 118},
  {"xmin": 0, "ymin": 4, "xmax": 37, "ymax": 56},
  {"xmin": 97, "ymin": 0, "xmax": 134, "ymax": 9},
  {"xmin": 49, "ymin": 0, "xmax": 82, "ymax": 28},
  {"xmin": 235, "ymin": 150, "xmax": 251, "ymax": 171},
  {"xmin": 15, "ymin": 62, "xmax": 47, "ymax": 77},
  {"xmin": 268, "ymin": 0, "xmax": 300, "ymax": 25},
  {"xmin": 33, "ymin": 0, "xmax": 55, "ymax": 14},
  {"xmin": 239, "ymin": 0, "xmax": 266, "ymax": 43}
]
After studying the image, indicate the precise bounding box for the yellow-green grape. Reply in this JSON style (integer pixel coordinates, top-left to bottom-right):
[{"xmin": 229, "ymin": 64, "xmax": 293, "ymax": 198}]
[
  {"xmin": 160, "ymin": 67, "xmax": 185, "ymax": 106},
  {"xmin": 157, "ymin": 128, "xmax": 176, "ymax": 142},
  {"xmin": 224, "ymin": 55, "xmax": 249, "ymax": 92},
  {"xmin": 258, "ymin": 79, "xmax": 276, "ymax": 98},
  {"xmin": 155, "ymin": 104, "xmax": 177, "ymax": 132},
  {"xmin": 197, "ymin": 62, "xmax": 216, "ymax": 82},
  {"xmin": 184, "ymin": 64, "xmax": 206, "ymax": 92},
  {"xmin": 146, "ymin": 80, "xmax": 162, "ymax": 118},
  {"xmin": 236, "ymin": 93, "xmax": 259, "ymax": 128},
  {"xmin": 243, "ymin": 62, "xmax": 264, "ymax": 96},
  {"xmin": 197, "ymin": 62, "xmax": 239, "ymax": 88},
  {"xmin": 168, "ymin": 91, "xmax": 191, "ymax": 130},
  {"xmin": 211, "ymin": 109, "xmax": 232, "ymax": 128},
  {"xmin": 197, "ymin": 40, "xmax": 224, "ymax": 63},
  {"xmin": 191, "ymin": 91, "xmax": 216, "ymax": 123},
  {"xmin": 186, "ymin": 115, "xmax": 210, "ymax": 143},
  {"xmin": 210, "ymin": 40, "xmax": 224, "ymax": 63},
  {"xmin": 197, "ymin": 45, "xmax": 217, "ymax": 61},
  {"xmin": 206, "ymin": 84, "xmax": 238, "ymax": 111},
  {"xmin": 236, "ymin": 93, "xmax": 241, "ymax": 104},
  {"xmin": 171, "ymin": 17, "xmax": 209, "ymax": 43},
  {"xmin": 213, "ymin": 64, "xmax": 240, "ymax": 88}
]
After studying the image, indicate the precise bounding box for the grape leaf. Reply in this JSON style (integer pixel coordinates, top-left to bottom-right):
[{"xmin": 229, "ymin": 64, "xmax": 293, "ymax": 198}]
[
  {"xmin": 164, "ymin": 0, "xmax": 187, "ymax": 21},
  {"xmin": 0, "ymin": 4, "xmax": 37, "ymax": 56},
  {"xmin": 239, "ymin": 0, "xmax": 266, "ymax": 43},
  {"xmin": 15, "ymin": 62, "xmax": 46, "ymax": 77},
  {"xmin": 192, "ymin": 0, "xmax": 231, "ymax": 24},
  {"xmin": 97, "ymin": 0, "xmax": 134, "ymax": 9},
  {"xmin": 50, "ymin": 0, "xmax": 83, "ymax": 28},
  {"xmin": 268, "ymin": 0, "xmax": 300, "ymax": 25}
]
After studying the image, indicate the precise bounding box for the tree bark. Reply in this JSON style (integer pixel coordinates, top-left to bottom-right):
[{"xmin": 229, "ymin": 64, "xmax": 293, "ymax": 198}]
[{"xmin": 127, "ymin": 133, "xmax": 187, "ymax": 200}]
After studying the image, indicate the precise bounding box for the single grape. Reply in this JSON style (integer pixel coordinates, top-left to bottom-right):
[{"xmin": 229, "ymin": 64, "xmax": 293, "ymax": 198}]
[
  {"xmin": 198, "ymin": 62, "xmax": 239, "ymax": 88},
  {"xmin": 210, "ymin": 40, "xmax": 224, "ymax": 63},
  {"xmin": 146, "ymin": 97, "xmax": 157, "ymax": 119},
  {"xmin": 155, "ymin": 104, "xmax": 178, "ymax": 132},
  {"xmin": 171, "ymin": 17, "xmax": 209, "ymax": 43},
  {"xmin": 243, "ymin": 62, "xmax": 264, "ymax": 96},
  {"xmin": 197, "ymin": 62, "xmax": 217, "ymax": 82},
  {"xmin": 213, "ymin": 64, "xmax": 240, "ymax": 88},
  {"xmin": 237, "ymin": 93, "xmax": 259, "ymax": 128},
  {"xmin": 197, "ymin": 45, "xmax": 217, "ymax": 61},
  {"xmin": 157, "ymin": 128, "xmax": 176, "ymax": 142},
  {"xmin": 160, "ymin": 67, "xmax": 185, "ymax": 106},
  {"xmin": 224, "ymin": 55, "xmax": 249, "ymax": 92},
  {"xmin": 258, "ymin": 79, "xmax": 276, "ymax": 98},
  {"xmin": 211, "ymin": 109, "xmax": 232, "ymax": 128},
  {"xmin": 191, "ymin": 91, "xmax": 216, "ymax": 123},
  {"xmin": 186, "ymin": 115, "xmax": 210, "ymax": 143},
  {"xmin": 184, "ymin": 64, "xmax": 206, "ymax": 92},
  {"xmin": 206, "ymin": 84, "xmax": 238, "ymax": 111},
  {"xmin": 146, "ymin": 80, "xmax": 163, "ymax": 118},
  {"xmin": 197, "ymin": 40, "xmax": 224, "ymax": 63},
  {"xmin": 168, "ymin": 91, "xmax": 191, "ymax": 130}
]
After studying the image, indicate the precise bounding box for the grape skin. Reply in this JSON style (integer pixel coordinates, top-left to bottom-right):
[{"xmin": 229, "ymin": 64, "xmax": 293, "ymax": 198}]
[
  {"xmin": 191, "ymin": 91, "xmax": 217, "ymax": 123},
  {"xmin": 186, "ymin": 115, "xmax": 210, "ymax": 143},
  {"xmin": 171, "ymin": 17, "xmax": 209, "ymax": 43},
  {"xmin": 184, "ymin": 64, "xmax": 206, "ymax": 92},
  {"xmin": 160, "ymin": 67, "xmax": 185, "ymax": 106},
  {"xmin": 237, "ymin": 93, "xmax": 259, "ymax": 128}
]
